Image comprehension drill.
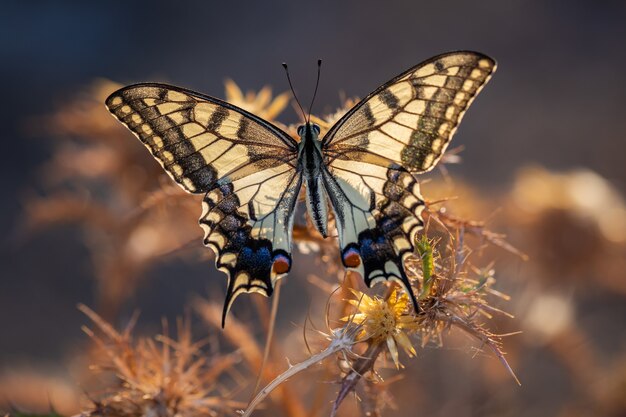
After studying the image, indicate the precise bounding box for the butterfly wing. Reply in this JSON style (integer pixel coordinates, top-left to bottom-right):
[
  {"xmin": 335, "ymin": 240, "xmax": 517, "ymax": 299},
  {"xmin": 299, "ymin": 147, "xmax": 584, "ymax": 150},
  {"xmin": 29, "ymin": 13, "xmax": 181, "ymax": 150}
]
[
  {"xmin": 106, "ymin": 84, "xmax": 301, "ymax": 325},
  {"xmin": 321, "ymin": 51, "xmax": 496, "ymax": 310},
  {"xmin": 321, "ymin": 162, "xmax": 424, "ymax": 309}
]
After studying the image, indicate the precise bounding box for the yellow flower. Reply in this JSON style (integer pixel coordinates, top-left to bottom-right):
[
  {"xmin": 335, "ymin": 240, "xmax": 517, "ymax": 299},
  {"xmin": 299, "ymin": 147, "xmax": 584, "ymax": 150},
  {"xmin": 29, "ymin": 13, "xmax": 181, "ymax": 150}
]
[
  {"xmin": 224, "ymin": 79, "xmax": 290, "ymax": 121},
  {"xmin": 346, "ymin": 289, "xmax": 417, "ymax": 369}
]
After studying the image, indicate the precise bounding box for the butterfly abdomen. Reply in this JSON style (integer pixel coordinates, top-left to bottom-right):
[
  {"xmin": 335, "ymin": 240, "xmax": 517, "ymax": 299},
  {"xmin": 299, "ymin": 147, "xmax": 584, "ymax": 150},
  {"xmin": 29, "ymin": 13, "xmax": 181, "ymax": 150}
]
[{"xmin": 305, "ymin": 176, "xmax": 329, "ymax": 238}]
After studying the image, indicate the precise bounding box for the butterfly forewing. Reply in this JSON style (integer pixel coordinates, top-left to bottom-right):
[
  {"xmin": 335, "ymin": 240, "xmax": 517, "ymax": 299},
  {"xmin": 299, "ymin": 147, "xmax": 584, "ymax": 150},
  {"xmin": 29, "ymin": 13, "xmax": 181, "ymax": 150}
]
[
  {"xmin": 106, "ymin": 83, "xmax": 298, "ymax": 193},
  {"xmin": 106, "ymin": 83, "xmax": 301, "ymax": 325},
  {"xmin": 321, "ymin": 51, "xmax": 496, "ymax": 310},
  {"xmin": 323, "ymin": 51, "xmax": 496, "ymax": 172}
]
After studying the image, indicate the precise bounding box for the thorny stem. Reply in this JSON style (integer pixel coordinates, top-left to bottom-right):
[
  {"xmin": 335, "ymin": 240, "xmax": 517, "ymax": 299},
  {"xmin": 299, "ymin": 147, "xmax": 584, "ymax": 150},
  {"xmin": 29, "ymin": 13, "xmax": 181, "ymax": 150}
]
[
  {"xmin": 453, "ymin": 226, "xmax": 465, "ymax": 280},
  {"xmin": 356, "ymin": 378, "xmax": 383, "ymax": 417},
  {"xmin": 330, "ymin": 342, "xmax": 385, "ymax": 417},
  {"xmin": 195, "ymin": 300, "xmax": 307, "ymax": 417},
  {"xmin": 446, "ymin": 314, "xmax": 521, "ymax": 385},
  {"xmin": 241, "ymin": 326, "xmax": 358, "ymax": 417}
]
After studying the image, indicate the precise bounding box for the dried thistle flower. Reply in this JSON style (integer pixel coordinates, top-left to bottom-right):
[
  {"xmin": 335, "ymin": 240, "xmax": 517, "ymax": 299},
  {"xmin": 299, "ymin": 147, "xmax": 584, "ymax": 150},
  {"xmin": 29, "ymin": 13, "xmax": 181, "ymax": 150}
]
[
  {"xmin": 327, "ymin": 227, "xmax": 519, "ymax": 415},
  {"xmin": 78, "ymin": 304, "xmax": 242, "ymax": 417}
]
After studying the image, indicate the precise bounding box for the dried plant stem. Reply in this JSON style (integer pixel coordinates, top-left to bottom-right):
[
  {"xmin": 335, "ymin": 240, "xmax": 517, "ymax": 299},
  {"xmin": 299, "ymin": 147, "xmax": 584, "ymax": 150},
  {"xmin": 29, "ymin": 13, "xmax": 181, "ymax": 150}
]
[
  {"xmin": 195, "ymin": 300, "xmax": 307, "ymax": 417},
  {"xmin": 330, "ymin": 342, "xmax": 384, "ymax": 417},
  {"xmin": 307, "ymin": 363, "xmax": 336, "ymax": 417},
  {"xmin": 242, "ymin": 327, "xmax": 357, "ymax": 417},
  {"xmin": 446, "ymin": 314, "xmax": 521, "ymax": 385},
  {"xmin": 252, "ymin": 279, "xmax": 282, "ymax": 396}
]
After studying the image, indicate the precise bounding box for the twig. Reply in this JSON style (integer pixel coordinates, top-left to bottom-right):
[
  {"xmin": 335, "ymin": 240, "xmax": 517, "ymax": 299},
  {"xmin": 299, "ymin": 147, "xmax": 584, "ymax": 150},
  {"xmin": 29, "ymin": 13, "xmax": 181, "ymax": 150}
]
[
  {"xmin": 252, "ymin": 280, "xmax": 282, "ymax": 396},
  {"xmin": 242, "ymin": 325, "xmax": 358, "ymax": 417}
]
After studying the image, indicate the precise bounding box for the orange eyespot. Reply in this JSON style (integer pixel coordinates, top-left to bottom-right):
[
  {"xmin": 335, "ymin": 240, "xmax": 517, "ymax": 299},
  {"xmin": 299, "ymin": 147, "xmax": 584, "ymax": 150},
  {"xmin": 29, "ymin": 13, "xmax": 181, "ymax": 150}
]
[
  {"xmin": 343, "ymin": 251, "xmax": 361, "ymax": 268},
  {"xmin": 272, "ymin": 258, "xmax": 290, "ymax": 274}
]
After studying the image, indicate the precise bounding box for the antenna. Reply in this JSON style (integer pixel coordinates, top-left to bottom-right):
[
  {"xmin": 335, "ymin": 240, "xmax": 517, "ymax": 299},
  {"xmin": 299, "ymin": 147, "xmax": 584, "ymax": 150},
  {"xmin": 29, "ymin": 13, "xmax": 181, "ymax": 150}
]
[
  {"xmin": 282, "ymin": 62, "xmax": 307, "ymax": 122},
  {"xmin": 307, "ymin": 59, "xmax": 322, "ymax": 123}
]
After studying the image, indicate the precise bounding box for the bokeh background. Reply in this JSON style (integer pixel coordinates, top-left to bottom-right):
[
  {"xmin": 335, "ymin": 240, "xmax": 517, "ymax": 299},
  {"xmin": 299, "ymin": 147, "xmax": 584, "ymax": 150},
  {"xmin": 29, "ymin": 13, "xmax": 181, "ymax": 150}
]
[{"xmin": 1, "ymin": 1, "xmax": 625, "ymax": 416}]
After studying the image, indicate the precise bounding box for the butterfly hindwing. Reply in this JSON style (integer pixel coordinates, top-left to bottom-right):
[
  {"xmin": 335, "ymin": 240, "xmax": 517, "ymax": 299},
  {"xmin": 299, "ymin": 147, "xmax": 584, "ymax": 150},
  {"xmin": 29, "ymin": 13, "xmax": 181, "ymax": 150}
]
[
  {"xmin": 106, "ymin": 84, "xmax": 301, "ymax": 325},
  {"xmin": 200, "ymin": 164, "xmax": 302, "ymax": 325},
  {"xmin": 323, "ymin": 51, "xmax": 496, "ymax": 173},
  {"xmin": 322, "ymin": 160, "xmax": 424, "ymax": 310}
]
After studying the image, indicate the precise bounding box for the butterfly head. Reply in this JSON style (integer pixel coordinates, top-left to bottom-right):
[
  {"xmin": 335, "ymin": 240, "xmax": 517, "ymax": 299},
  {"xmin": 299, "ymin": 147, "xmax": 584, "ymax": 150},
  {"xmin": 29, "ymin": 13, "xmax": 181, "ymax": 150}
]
[{"xmin": 297, "ymin": 123, "xmax": 321, "ymax": 140}]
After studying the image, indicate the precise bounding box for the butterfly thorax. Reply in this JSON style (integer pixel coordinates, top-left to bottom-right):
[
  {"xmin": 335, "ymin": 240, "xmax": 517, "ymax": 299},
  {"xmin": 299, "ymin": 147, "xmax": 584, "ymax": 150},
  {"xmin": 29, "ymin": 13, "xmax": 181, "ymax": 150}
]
[{"xmin": 297, "ymin": 123, "xmax": 329, "ymax": 238}]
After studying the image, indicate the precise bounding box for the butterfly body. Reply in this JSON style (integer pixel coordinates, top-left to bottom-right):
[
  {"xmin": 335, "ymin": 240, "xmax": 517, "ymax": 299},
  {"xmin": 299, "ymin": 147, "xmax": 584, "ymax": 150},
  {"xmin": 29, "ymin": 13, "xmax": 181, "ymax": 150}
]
[
  {"xmin": 105, "ymin": 51, "xmax": 496, "ymax": 326},
  {"xmin": 298, "ymin": 123, "xmax": 330, "ymax": 238}
]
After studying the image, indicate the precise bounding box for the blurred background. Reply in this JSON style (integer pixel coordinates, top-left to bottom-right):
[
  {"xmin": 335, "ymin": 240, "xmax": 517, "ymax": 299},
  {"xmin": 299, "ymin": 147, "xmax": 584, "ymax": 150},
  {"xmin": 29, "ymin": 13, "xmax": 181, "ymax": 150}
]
[{"xmin": 1, "ymin": 1, "xmax": 625, "ymax": 416}]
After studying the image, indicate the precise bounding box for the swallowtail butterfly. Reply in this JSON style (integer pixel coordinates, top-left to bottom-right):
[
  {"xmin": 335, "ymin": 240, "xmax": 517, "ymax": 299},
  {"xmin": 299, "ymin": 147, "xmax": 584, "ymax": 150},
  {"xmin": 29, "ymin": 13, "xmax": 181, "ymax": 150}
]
[{"xmin": 106, "ymin": 51, "xmax": 496, "ymax": 326}]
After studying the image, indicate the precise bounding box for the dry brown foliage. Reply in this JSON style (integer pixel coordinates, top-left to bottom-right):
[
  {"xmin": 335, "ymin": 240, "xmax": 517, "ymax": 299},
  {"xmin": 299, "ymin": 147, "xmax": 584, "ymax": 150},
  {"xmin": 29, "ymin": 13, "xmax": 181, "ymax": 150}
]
[{"xmin": 5, "ymin": 80, "xmax": 626, "ymax": 417}]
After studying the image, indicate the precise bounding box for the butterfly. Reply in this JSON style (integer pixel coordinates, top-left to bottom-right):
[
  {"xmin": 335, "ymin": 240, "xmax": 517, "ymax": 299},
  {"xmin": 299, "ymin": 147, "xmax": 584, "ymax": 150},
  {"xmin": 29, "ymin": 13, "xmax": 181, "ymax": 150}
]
[{"xmin": 106, "ymin": 51, "xmax": 496, "ymax": 326}]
